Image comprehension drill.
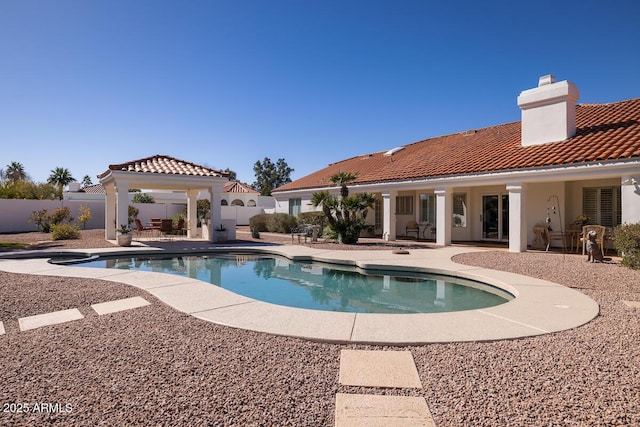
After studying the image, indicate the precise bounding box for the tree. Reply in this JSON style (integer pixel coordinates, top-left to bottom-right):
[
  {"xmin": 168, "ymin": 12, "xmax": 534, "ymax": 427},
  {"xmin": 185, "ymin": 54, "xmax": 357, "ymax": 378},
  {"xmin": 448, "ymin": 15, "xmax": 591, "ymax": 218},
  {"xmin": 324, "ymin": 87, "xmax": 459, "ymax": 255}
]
[
  {"xmin": 311, "ymin": 171, "xmax": 376, "ymax": 244},
  {"xmin": 252, "ymin": 157, "xmax": 293, "ymax": 196},
  {"xmin": 81, "ymin": 175, "xmax": 93, "ymax": 187},
  {"xmin": 131, "ymin": 192, "xmax": 155, "ymax": 203},
  {"xmin": 223, "ymin": 168, "xmax": 237, "ymax": 181},
  {"xmin": 6, "ymin": 161, "xmax": 28, "ymax": 183},
  {"xmin": 48, "ymin": 167, "xmax": 75, "ymax": 199}
]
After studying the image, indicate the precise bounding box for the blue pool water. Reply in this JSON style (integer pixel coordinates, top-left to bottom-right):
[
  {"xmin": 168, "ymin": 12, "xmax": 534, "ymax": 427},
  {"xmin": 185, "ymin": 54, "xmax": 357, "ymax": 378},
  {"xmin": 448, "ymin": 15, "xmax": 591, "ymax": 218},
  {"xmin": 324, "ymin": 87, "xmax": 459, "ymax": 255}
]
[{"xmin": 77, "ymin": 253, "xmax": 512, "ymax": 314}]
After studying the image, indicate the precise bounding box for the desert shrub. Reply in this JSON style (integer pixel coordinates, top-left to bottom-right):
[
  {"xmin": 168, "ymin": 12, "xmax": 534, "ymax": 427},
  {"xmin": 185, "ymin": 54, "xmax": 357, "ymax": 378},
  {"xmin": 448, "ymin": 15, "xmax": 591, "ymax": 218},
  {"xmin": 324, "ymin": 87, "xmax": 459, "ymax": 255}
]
[
  {"xmin": 28, "ymin": 209, "xmax": 51, "ymax": 232},
  {"xmin": 249, "ymin": 214, "xmax": 269, "ymax": 232},
  {"xmin": 128, "ymin": 205, "xmax": 139, "ymax": 225},
  {"xmin": 267, "ymin": 213, "xmax": 298, "ymax": 233},
  {"xmin": 51, "ymin": 223, "xmax": 81, "ymax": 240},
  {"xmin": 28, "ymin": 206, "xmax": 72, "ymax": 232},
  {"xmin": 613, "ymin": 223, "xmax": 640, "ymax": 269},
  {"xmin": 50, "ymin": 206, "xmax": 72, "ymax": 225},
  {"xmin": 132, "ymin": 192, "xmax": 155, "ymax": 203},
  {"xmin": 77, "ymin": 204, "xmax": 92, "ymax": 229},
  {"xmin": 249, "ymin": 213, "xmax": 298, "ymax": 233}
]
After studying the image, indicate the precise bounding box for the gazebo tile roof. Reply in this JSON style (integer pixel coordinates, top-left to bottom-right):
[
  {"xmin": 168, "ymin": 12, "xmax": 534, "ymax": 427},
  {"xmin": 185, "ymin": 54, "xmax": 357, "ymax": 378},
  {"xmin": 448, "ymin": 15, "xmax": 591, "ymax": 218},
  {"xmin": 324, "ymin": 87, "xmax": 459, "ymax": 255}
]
[
  {"xmin": 274, "ymin": 98, "xmax": 640, "ymax": 192},
  {"xmin": 98, "ymin": 155, "xmax": 227, "ymax": 179}
]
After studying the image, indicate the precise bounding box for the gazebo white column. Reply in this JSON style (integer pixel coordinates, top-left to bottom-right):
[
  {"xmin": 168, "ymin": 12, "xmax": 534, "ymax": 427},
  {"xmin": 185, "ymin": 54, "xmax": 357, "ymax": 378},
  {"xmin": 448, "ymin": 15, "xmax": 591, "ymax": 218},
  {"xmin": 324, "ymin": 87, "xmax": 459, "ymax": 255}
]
[
  {"xmin": 116, "ymin": 182, "xmax": 130, "ymax": 234},
  {"xmin": 435, "ymin": 187, "xmax": 452, "ymax": 246},
  {"xmin": 211, "ymin": 187, "xmax": 222, "ymax": 242},
  {"xmin": 104, "ymin": 184, "xmax": 116, "ymax": 240},
  {"xmin": 186, "ymin": 189, "xmax": 198, "ymax": 238},
  {"xmin": 382, "ymin": 191, "xmax": 397, "ymax": 241},
  {"xmin": 507, "ymin": 183, "xmax": 527, "ymax": 252}
]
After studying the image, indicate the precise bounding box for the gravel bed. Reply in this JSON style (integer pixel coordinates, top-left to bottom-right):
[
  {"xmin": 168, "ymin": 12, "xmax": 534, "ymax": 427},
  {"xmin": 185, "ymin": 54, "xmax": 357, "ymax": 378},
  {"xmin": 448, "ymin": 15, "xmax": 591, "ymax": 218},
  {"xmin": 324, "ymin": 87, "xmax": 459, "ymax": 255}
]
[{"xmin": 0, "ymin": 230, "xmax": 639, "ymax": 425}]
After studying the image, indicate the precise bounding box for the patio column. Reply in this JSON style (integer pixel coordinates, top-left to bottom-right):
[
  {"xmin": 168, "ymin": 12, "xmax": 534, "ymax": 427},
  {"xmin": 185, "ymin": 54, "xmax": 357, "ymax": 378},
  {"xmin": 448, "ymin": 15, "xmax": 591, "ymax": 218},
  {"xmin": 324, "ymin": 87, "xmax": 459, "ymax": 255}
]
[
  {"xmin": 211, "ymin": 186, "xmax": 222, "ymax": 242},
  {"xmin": 104, "ymin": 185, "xmax": 116, "ymax": 240},
  {"xmin": 622, "ymin": 175, "xmax": 640, "ymax": 224},
  {"xmin": 435, "ymin": 187, "xmax": 452, "ymax": 246},
  {"xmin": 382, "ymin": 191, "xmax": 397, "ymax": 241},
  {"xmin": 186, "ymin": 189, "xmax": 198, "ymax": 239},
  {"xmin": 116, "ymin": 183, "xmax": 129, "ymax": 235},
  {"xmin": 507, "ymin": 183, "xmax": 527, "ymax": 253}
]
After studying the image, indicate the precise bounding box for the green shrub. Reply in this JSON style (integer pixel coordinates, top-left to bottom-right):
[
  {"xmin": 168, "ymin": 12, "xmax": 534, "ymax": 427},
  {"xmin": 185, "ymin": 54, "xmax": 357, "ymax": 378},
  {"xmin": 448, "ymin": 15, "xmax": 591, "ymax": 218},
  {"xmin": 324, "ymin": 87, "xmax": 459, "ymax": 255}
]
[
  {"xmin": 613, "ymin": 223, "xmax": 640, "ymax": 269},
  {"xmin": 77, "ymin": 204, "xmax": 92, "ymax": 229},
  {"xmin": 50, "ymin": 206, "xmax": 73, "ymax": 225},
  {"xmin": 249, "ymin": 213, "xmax": 298, "ymax": 233},
  {"xmin": 28, "ymin": 206, "xmax": 72, "ymax": 232},
  {"xmin": 267, "ymin": 213, "xmax": 298, "ymax": 233},
  {"xmin": 249, "ymin": 214, "xmax": 269, "ymax": 232},
  {"xmin": 51, "ymin": 223, "xmax": 81, "ymax": 240}
]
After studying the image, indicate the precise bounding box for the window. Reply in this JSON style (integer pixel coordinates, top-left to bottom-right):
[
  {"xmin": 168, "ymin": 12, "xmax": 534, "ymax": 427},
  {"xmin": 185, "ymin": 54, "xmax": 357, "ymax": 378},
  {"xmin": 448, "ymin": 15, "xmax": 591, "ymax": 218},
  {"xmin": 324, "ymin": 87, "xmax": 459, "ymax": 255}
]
[
  {"xmin": 453, "ymin": 193, "xmax": 467, "ymax": 227},
  {"xmin": 419, "ymin": 193, "xmax": 435, "ymax": 224},
  {"xmin": 221, "ymin": 199, "xmax": 228, "ymax": 206},
  {"xmin": 374, "ymin": 197, "xmax": 382, "ymax": 231},
  {"xmin": 289, "ymin": 198, "xmax": 301, "ymax": 217},
  {"xmin": 582, "ymin": 187, "xmax": 621, "ymax": 227},
  {"xmin": 396, "ymin": 195, "xmax": 414, "ymax": 215}
]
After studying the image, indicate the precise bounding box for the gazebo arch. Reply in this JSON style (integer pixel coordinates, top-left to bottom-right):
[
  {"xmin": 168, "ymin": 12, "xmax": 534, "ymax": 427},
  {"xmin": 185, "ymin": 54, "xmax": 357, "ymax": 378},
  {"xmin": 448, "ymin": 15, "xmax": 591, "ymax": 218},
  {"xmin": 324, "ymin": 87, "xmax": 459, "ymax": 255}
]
[{"xmin": 98, "ymin": 155, "xmax": 229, "ymax": 241}]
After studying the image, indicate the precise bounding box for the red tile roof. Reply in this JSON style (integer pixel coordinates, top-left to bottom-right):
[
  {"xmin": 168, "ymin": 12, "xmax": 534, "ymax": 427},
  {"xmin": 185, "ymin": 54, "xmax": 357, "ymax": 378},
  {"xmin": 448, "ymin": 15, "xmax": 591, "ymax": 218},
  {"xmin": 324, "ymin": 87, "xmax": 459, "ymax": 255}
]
[
  {"xmin": 274, "ymin": 98, "xmax": 640, "ymax": 192},
  {"xmin": 98, "ymin": 155, "xmax": 228, "ymax": 179},
  {"xmin": 81, "ymin": 183, "xmax": 105, "ymax": 194}
]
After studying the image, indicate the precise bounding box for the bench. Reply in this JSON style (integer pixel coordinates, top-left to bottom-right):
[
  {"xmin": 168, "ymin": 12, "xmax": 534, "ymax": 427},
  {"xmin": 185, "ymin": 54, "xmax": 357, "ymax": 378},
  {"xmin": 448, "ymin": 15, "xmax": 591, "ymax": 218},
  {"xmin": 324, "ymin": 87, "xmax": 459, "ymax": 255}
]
[{"xmin": 291, "ymin": 225, "xmax": 317, "ymax": 243}]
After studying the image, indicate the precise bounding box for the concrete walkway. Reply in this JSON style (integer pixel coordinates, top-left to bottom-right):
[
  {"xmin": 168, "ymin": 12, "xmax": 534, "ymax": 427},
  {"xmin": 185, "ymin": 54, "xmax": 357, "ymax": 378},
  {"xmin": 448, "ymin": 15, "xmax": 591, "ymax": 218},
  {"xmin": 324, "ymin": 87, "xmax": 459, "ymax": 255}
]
[{"xmin": 0, "ymin": 244, "xmax": 599, "ymax": 344}]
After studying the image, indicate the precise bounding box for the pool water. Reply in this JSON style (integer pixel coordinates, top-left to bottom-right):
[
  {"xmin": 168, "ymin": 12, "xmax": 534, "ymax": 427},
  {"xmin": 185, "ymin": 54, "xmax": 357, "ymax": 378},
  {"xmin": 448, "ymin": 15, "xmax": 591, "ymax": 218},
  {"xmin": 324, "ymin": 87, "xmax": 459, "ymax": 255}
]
[{"xmin": 78, "ymin": 254, "xmax": 512, "ymax": 314}]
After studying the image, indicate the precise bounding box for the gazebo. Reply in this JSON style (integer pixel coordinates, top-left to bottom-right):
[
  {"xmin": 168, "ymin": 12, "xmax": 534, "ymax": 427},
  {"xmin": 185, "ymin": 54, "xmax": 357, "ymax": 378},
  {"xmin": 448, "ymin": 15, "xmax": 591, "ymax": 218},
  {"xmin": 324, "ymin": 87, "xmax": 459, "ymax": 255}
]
[{"xmin": 98, "ymin": 155, "xmax": 229, "ymax": 241}]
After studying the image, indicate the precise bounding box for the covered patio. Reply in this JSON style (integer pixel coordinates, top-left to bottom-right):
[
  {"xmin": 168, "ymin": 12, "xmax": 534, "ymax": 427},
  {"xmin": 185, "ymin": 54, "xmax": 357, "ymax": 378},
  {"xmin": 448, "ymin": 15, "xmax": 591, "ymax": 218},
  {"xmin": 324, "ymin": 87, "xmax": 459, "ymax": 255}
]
[{"xmin": 98, "ymin": 155, "xmax": 229, "ymax": 242}]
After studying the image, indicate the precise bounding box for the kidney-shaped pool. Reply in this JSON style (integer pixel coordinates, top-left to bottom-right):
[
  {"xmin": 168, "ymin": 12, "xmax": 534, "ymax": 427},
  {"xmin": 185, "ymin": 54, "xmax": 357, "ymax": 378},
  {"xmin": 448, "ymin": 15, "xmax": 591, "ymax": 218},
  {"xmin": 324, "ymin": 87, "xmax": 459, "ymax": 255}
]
[{"xmin": 74, "ymin": 253, "xmax": 513, "ymax": 314}]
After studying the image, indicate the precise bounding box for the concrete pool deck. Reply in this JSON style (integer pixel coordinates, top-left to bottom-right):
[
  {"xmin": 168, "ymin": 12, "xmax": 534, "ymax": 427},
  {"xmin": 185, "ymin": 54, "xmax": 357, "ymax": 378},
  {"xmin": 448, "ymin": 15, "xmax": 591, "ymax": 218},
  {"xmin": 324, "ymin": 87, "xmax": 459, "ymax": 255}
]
[{"xmin": 0, "ymin": 244, "xmax": 599, "ymax": 344}]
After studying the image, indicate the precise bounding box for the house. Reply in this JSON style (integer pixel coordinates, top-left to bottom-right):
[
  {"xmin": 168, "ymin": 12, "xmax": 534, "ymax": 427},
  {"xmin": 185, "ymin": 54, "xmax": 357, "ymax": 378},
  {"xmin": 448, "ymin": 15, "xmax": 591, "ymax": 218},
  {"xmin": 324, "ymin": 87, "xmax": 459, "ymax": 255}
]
[{"xmin": 272, "ymin": 75, "xmax": 640, "ymax": 252}]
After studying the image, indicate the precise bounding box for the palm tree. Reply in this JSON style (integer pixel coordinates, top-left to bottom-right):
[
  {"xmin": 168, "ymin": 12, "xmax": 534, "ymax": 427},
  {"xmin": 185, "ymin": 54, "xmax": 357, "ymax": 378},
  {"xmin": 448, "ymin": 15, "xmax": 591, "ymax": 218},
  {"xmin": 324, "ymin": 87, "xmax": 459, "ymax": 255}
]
[
  {"xmin": 81, "ymin": 175, "xmax": 93, "ymax": 187},
  {"xmin": 6, "ymin": 161, "xmax": 28, "ymax": 183},
  {"xmin": 48, "ymin": 167, "xmax": 76, "ymax": 199},
  {"xmin": 311, "ymin": 171, "xmax": 376, "ymax": 244}
]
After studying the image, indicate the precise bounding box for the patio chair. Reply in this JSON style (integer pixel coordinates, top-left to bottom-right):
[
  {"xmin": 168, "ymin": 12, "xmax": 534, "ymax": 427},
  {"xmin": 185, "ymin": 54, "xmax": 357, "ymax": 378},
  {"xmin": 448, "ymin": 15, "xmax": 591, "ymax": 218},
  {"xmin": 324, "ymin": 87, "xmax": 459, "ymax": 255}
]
[
  {"xmin": 160, "ymin": 219, "xmax": 174, "ymax": 239},
  {"xmin": 173, "ymin": 218, "xmax": 185, "ymax": 236},
  {"xmin": 133, "ymin": 218, "xmax": 157, "ymax": 239},
  {"xmin": 405, "ymin": 220, "xmax": 419, "ymax": 239},
  {"xmin": 580, "ymin": 225, "xmax": 606, "ymax": 258}
]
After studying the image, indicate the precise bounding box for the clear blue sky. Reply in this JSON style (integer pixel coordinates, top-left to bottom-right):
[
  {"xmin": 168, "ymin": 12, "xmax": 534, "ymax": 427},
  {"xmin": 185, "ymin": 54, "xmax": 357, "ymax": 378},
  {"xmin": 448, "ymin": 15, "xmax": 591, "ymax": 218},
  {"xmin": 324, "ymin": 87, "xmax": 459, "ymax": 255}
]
[{"xmin": 2, "ymin": 1, "xmax": 639, "ymax": 186}]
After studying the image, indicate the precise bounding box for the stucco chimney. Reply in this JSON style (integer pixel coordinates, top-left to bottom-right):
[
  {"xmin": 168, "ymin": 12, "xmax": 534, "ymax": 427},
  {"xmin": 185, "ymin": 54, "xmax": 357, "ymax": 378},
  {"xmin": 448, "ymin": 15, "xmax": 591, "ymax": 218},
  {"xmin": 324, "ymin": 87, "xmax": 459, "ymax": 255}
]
[{"xmin": 517, "ymin": 75, "xmax": 580, "ymax": 146}]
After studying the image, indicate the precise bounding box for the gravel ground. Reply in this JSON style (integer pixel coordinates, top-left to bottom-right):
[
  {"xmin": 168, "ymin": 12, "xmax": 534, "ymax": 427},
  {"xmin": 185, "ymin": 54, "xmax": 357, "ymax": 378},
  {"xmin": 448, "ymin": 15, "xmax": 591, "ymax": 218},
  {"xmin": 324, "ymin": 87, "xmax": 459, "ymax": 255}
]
[{"xmin": 0, "ymin": 229, "xmax": 639, "ymax": 426}]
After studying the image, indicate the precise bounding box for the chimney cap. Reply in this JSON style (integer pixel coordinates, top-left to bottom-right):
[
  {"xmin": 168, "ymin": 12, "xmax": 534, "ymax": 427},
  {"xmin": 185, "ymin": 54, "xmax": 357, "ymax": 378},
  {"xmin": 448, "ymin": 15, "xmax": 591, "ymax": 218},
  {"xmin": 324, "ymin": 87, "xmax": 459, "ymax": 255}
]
[{"xmin": 538, "ymin": 74, "xmax": 556, "ymax": 86}]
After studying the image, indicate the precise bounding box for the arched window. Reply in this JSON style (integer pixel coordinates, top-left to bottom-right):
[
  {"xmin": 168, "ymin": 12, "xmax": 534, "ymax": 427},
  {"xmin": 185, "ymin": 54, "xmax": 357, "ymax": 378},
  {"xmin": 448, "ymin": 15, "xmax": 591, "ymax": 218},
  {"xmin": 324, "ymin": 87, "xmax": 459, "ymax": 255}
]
[
  {"xmin": 231, "ymin": 199, "xmax": 244, "ymax": 206},
  {"xmin": 221, "ymin": 199, "xmax": 228, "ymax": 206},
  {"xmin": 247, "ymin": 199, "xmax": 257, "ymax": 207}
]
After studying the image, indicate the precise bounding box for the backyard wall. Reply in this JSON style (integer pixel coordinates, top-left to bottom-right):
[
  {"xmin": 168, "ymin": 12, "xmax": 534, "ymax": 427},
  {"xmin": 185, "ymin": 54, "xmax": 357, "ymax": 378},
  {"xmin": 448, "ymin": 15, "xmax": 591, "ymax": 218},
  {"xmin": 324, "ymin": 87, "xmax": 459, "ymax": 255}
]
[{"xmin": 0, "ymin": 200, "xmax": 265, "ymax": 233}]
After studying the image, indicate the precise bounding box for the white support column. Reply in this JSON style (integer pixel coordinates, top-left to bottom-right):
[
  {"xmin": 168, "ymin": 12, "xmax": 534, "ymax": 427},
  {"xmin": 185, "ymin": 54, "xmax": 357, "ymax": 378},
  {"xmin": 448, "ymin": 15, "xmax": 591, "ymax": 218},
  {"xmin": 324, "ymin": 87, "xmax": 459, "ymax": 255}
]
[
  {"xmin": 186, "ymin": 189, "xmax": 199, "ymax": 239},
  {"xmin": 116, "ymin": 183, "xmax": 130, "ymax": 235},
  {"xmin": 211, "ymin": 186, "xmax": 222, "ymax": 242},
  {"xmin": 507, "ymin": 183, "xmax": 527, "ymax": 252},
  {"xmin": 435, "ymin": 187, "xmax": 452, "ymax": 246},
  {"xmin": 622, "ymin": 175, "xmax": 640, "ymax": 224},
  {"xmin": 104, "ymin": 185, "xmax": 116, "ymax": 240},
  {"xmin": 382, "ymin": 191, "xmax": 397, "ymax": 241}
]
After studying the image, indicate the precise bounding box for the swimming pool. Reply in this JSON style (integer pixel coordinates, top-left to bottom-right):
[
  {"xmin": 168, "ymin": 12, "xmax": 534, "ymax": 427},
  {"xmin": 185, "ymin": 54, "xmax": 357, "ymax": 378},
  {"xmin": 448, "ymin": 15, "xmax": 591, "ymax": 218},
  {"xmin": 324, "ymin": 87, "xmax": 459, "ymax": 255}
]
[{"xmin": 76, "ymin": 253, "xmax": 512, "ymax": 314}]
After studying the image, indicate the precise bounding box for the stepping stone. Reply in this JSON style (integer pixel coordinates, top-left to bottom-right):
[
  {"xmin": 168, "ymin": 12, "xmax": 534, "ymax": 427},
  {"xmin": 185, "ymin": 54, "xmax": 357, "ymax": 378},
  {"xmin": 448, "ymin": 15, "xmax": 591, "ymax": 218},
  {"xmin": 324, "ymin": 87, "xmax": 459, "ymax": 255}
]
[
  {"xmin": 19, "ymin": 308, "xmax": 84, "ymax": 332},
  {"xmin": 339, "ymin": 350, "xmax": 423, "ymax": 389},
  {"xmin": 0, "ymin": 321, "xmax": 4, "ymax": 335},
  {"xmin": 622, "ymin": 300, "xmax": 640, "ymax": 308},
  {"xmin": 335, "ymin": 393, "xmax": 435, "ymax": 427},
  {"xmin": 91, "ymin": 296, "xmax": 151, "ymax": 315}
]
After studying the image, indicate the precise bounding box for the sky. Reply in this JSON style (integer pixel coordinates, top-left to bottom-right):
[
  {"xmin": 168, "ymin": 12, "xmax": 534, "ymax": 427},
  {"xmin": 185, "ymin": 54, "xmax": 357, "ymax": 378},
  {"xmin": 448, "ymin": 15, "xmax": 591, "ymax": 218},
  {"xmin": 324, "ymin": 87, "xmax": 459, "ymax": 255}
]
[{"xmin": 1, "ymin": 0, "xmax": 640, "ymax": 187}]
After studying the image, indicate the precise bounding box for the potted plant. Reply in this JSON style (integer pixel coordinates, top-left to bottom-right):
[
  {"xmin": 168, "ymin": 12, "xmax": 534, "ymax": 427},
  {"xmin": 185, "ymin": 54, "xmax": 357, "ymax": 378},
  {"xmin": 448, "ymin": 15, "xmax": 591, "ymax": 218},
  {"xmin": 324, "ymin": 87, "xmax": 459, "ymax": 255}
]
[
  {"xmin": 214, "ymin": 224, "xmax": 228, "ymax": 243},
  {"xmin": 117, "ymin": 224, "xmax": 133, "ymax": 247}
]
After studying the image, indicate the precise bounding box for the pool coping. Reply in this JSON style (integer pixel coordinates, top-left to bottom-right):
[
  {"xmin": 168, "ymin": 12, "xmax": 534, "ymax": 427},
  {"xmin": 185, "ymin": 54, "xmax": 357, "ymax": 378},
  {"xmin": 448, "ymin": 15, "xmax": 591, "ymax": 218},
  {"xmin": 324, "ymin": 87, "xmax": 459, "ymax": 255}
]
[{"xmin": 0, "ymin": 245, "xmax": 600, "ymax": 344}]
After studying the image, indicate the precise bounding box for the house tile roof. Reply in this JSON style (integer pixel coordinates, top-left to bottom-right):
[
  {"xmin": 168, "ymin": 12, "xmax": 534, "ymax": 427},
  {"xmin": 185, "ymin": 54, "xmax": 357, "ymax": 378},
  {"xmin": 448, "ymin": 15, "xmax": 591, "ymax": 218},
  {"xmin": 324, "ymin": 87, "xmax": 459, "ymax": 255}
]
[
  {"xmin": 81, "ymin": 183, "xmax": 105, "ymax": 194},
  {"xmin": 224, "ymin": 181, "xmax": 259, "ymax": 193},
  {"xmin": 98, "ymin": 155, "xmax": 228, "ymax": 179},
  {"xmin": 273, "ymin": 98, "xmax": 640, "ymax": 192}
]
